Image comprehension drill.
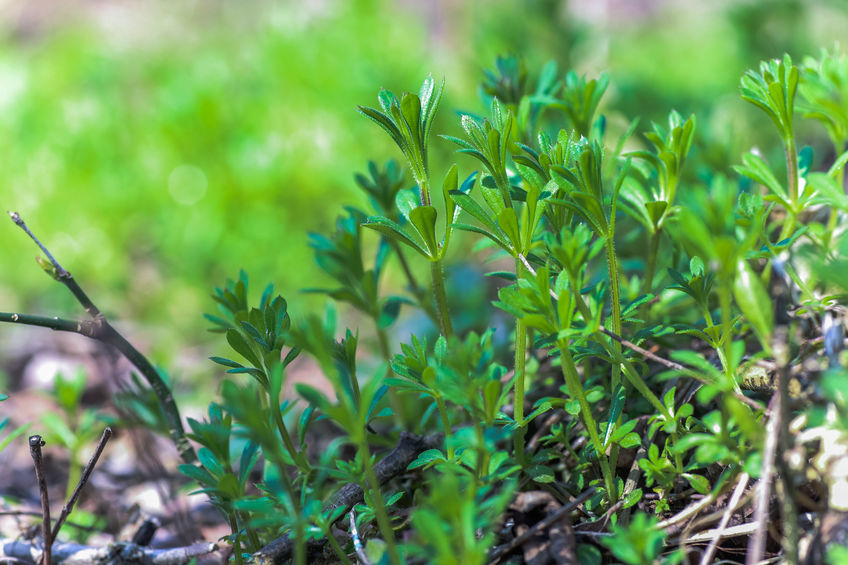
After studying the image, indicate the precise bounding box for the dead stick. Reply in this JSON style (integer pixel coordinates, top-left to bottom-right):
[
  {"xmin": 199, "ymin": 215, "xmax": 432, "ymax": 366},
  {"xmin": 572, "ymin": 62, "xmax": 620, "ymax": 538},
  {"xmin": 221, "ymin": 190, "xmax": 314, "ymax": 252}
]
[
  {"xmin": 28, "ymin": 436, "xmax": 51, "ymax": 565},
  {"xmin": 488, "ymin": 486, "xmax": 596, "ymax": 565},
  {"xmin": 51, "ymin": 428, "xmax": 112, "ymax": 540},
  {"xmin": 252, "ymin": 432, "xmax": 443, "ymax": 565}
]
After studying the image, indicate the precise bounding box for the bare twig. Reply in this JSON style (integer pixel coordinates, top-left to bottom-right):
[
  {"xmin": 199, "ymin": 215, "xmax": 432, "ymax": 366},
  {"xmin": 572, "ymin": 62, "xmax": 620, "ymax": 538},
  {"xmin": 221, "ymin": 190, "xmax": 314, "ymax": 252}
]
[
  {"xmin": 597, "ymin": 326, "xmax": 686, "ymax": 372},
  {"xmin": 252, "ymin": 432, "xmax": 444, "ymax": 565},
  {"xmin": 747, "ymin": 390, "xmax": 781, "ymax": 564},
  {"xmin": 349, "ymin": 511, "xmax": 371, "ymax": 565},
  {"xmin": 685, "ymin": 521, "xmax": 762, "ymax": 543},
  {"xmin": 130, "ymin": 517, "xmax": 160, "ymax": 547},
  {"xmin": 698, "ymin": 471, "xmax": 750, "ymax": 565},
  {"xmin": 28, "ymin": 436, "xmax": 51, "ymax": 565},
  {"xmin": 774, "ymin": 326, "xmax": 799, "ymax": 565},
  {"xmin": 488, "ymin": 486, "xmax": 596, "ymax": 565},
  {"xmin": 0, "ymin": 539, "xmax": 217, "ymax": 565},
  {"xmin": 4, "ymin": 212, "xmax": 195, "ymax": 464},
  {"xmin": 51, "ymin": 427, "xmax": 112, "ymax": 540}
]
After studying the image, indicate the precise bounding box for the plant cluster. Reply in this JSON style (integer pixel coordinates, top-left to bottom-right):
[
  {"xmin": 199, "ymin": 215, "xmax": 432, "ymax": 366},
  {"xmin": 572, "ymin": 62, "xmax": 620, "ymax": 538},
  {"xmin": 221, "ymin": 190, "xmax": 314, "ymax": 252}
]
[
  {"xmin": 2, "ymin": 49, "xmax": 848, "ymax": 565},
  {"xmin": 186, "ymin": 50, "xmax": 848, "ymax": 563}
]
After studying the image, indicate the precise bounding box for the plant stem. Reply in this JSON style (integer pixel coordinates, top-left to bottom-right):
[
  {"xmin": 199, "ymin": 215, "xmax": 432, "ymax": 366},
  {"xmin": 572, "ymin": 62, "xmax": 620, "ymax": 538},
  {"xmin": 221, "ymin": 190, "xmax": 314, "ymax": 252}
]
[
  {"xmin": 228, "ymin": 514, "xmax": 244, "ymax": 565},
  {"xmin": 272, "ymin": 402, "xmax": 310, "ymax": 473},
  {"xmin": 513, "ymin": 256, "xmax": 528, "ymax": 465},
  {"xmin": 604, "ymin": 236, "xmax": 623, "ymax": 393},
  {"xmin": 430, "ymin": 259, "xmax": 453, "ymax": 337},
  {"xmin": 434, "ymin": 395, "xmax": 454, "ymax": 460},
  {"xmin": 557, "ymin": 342, "xmax": 617, "ymax": 503},
  {"xmin": 324, "ymin": 528, "xmax": 353, "ymax": 565},
  {"xmin": 7, "ymin": 212, "xmax": 196, "ymax": 464},
  {"xmin": 513, "ymin": 317, "xmax": 528, "ymax": 465},
  {"xmin": 392, "ymin": 241, "xmax": 438, "ymax": 324},
  {"xmin": 604, "ymin": 232, "xmax": 624, "ymax": 477},
  {"xmin": 785, "ymin": 135, "xmax": 799, "ymax": 208},
  {"xmin": 474, "ymin": 422, "xmax": 490, "ymax": 482},
  {"xmin": 358, "ymin": 443, "xmax": 402, "ymax": 565},
  {"xmin": 643, "ymin": 229, "xmax": 661, "ymax": 295}
]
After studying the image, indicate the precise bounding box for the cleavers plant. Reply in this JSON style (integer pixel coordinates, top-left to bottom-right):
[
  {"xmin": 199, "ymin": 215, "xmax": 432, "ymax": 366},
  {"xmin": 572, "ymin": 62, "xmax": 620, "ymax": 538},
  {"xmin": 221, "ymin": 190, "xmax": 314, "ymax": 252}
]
[{"xmin": 3, "ymin": 49, "xmax": 848, "ymax": 565}]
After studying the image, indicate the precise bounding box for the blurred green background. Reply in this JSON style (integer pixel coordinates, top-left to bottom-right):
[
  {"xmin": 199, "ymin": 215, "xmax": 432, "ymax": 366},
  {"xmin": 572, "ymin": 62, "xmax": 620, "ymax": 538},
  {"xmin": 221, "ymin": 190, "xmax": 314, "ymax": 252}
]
[{"xmin": 1, "ymin": 0, "xmax": 846, "ymax": 372}]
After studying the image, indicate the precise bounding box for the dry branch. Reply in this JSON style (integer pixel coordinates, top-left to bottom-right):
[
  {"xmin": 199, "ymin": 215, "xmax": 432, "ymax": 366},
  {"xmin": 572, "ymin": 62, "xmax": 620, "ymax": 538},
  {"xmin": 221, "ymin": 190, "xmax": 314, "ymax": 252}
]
[
  {"xmin": 251, "ymin": 431, "xmax": 443, "ymax": 565},
  {"xmin": 0, "ymin": 539, "xmax": 217, "ymax": 565}
]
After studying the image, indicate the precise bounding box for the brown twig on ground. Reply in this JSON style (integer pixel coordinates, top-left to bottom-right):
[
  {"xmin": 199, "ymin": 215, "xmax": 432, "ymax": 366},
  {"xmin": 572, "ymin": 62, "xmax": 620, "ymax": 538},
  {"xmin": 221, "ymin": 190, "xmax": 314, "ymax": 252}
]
[
  {"xmin": 251, "ymin": 431, "xmax": 444, "ymax": 565},
  {"xmin": 3, "ymin": 212, "xmax": 195, "ymax": 465},
  {"xmin": 488, "ymin": 486, "xmax": 596, "ymax": 565},
  {"xmin": 51, "ymin": 427, "xmax": 112, "ymax": 540},
  {"xmin": 0, "ymin": 539, "xmax": 217, "ymax": 565},
  {"xmin": 28, "ymin": 436, "xmax": 51, "ymax": 565}
]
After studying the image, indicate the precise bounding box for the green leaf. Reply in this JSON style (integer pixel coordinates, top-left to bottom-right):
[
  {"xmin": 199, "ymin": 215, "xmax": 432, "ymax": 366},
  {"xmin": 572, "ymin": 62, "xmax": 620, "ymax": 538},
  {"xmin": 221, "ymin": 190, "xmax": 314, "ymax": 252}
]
[
  {"xmin": 408, "ymin": 205, "xmax": 439, "ymax": 257},
  {"xmin": 396, "ymin": 187, "xmax": 421, "ymax": 217},
  {"xmin": 296, "ymin": 383, "xmax": 331, "ymax": 412},
  {"xmin": 496, "ymin": 207, "xmax": 520, "ymax": 252},
  {"xmin": 378, "ymin": 296, "xmax": 408, "ymax": 329},
  {"xmin": 226, "ymin": 329, "xmax": 261, "ymax": 367},
  {"xmin": 179, "ymin": 464, "xmax": 216, "ymax": 487},
  {"xmin": 364, "ymin": 215, "xmax": 430, "ymax": 257},
  {"xmin": 198, "ymin": 447, "xmax": 224, "ymax": 478},
  {"xmin": 528, "ymin": 465, "xmax": 555, "ymax": 483},
  {"xmin": 365, "ymin": 538, "xmax": 388, "ymax": 564},
  {"xmin": 645, "ymin": 200, "xmax": 668, "ymax": 227},
  {"xmin": 408, "ymin": 448, "xmax": 447, "ymax": 470},
  {"xmin": 684, "ymin": 473, "xmax": 711, "ymax": 494},
  {"xmin": 732, "ymin": 259, "xmax": 773, "ymax": 348}
]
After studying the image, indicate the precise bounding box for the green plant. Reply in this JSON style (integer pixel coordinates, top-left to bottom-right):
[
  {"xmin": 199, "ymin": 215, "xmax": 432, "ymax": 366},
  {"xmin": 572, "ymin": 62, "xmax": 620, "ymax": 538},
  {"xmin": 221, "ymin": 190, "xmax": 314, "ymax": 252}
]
[{"xmin": 3, "ymin": 46, "xmax": 848, "ymax": 565}]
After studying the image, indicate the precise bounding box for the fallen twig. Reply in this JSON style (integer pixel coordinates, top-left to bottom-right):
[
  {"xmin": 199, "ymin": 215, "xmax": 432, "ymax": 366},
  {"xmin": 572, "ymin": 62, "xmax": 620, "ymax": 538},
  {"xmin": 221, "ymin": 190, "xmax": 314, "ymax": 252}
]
[
  {"xmin": 488, "ymin": 486, "xmax": 596, "ymax": 565},
  {"xmin": 251, "ymin": 431, "xmax": 443, "ymax": 565},
  {"xmin": 349, "ymin": 511, "xmax": 371, "ymax": 565},
  {"xmin": 0, "ymin": 539, "xmax": 217, "ymax": 565},
  {"xmin": 698, "ymin": 471, "xmax": 750, "ymax": 565},
  {"xmin": 52, "ymin": 428, "xmax": 112, "ymax": 540}
]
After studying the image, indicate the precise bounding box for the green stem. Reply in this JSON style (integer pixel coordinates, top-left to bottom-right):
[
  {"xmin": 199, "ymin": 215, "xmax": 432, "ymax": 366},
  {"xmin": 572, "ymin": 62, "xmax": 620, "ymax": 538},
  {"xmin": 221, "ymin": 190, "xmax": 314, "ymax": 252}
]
[
  {"xmin": 240, "ymin": 510, "xmax": 262, "ymax": 551},
  {"xmin": 604, "ymin": 232, "xmax": 624, "ymax": 476},
  {"xmin": 475, "ymin": 422, "xmax": 490, "ymax": 482},
  {"xmin": 228, "ymin": 514, "xmax": 243, "ymax": 565},
  {"xmin": 785, "ymin": 135, "xmax": 799, "ymax": 208},
  {"xmin": 430, "ymin": 259, "xmax": 453, "ymax": 337},
  {"xmin": 513, "ymin": 317, "xmax": 528, "ymax": 465},
  {"xmin": 260, "ymin": 438, "xmax": 306, "ymax": 565},
  {"xmin": 324, "ymin": 528, "xmax": 353, "ymax": 565},
  {"xmin": 643, "ymin": 229, "xmax": 661, "ymax": 296},
  {"xmin": 557, "ymin": 342, "xmax": 617, "ymax": 503},
  {"xmin": 392, "ymin": 241, "xmax": 439, "ymax": 325},
  {"xmin": 615, "ymin": 355, "xmax": 673, "ymax": 421},
  {"xmin": 272, "ymin": 403, "xmax": 310, "ymax": 473},
  {"xmin": 765, "ymin": 135, "xmax": 800, "ymax": 289},
  {"xmin": 434, "ymin": 395, "xmax": 454, "ymax": 460},
  {"xmin": 358, "ymin": 443, "xmax": 402, "ymax": 565},
  {"xmin": 604, "ymin": 236, "xmax": 623, "ymax": 393},
  {"xmin": 513, "ymin": 257, "xmax": 529, "ymax": 465}
]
